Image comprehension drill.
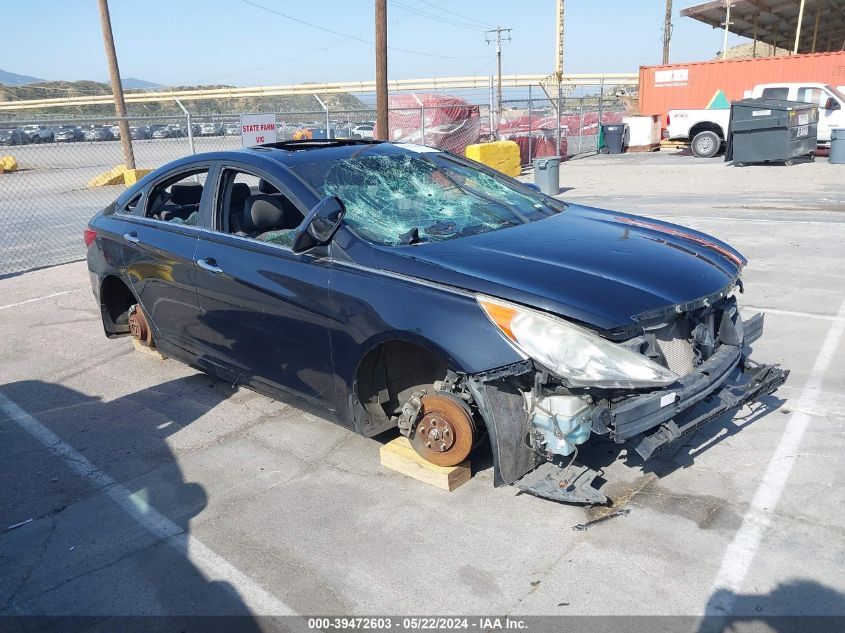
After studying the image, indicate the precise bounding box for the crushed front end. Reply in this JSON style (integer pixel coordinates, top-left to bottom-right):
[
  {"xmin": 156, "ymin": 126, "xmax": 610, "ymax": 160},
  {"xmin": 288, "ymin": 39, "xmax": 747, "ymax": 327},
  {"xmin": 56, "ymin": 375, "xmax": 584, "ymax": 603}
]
[{"xmin": 465, "ymin": 287, "xmax": 789, "ymax": 505}]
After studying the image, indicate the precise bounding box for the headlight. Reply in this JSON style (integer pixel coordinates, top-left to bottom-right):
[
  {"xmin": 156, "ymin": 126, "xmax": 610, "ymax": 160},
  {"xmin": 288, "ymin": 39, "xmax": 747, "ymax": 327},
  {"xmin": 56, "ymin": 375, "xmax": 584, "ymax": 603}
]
[{"xmin": 478, "ymin": 295, "xmax": 678, "ymax": 388}]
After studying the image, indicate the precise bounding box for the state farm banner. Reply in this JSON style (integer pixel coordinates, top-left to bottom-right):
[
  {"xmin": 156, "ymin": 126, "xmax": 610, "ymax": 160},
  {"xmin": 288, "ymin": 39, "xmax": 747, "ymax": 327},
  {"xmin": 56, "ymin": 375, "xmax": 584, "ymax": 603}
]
[{"xmin": 240, "ymin": 113, "xmax": 277, "ymax": 147}]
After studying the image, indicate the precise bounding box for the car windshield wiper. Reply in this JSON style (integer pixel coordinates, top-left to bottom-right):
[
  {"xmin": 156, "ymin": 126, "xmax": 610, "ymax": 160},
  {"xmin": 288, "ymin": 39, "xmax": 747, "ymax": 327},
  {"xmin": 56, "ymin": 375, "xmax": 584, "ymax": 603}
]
[{"xmin": 399, "ymin": 227, "xmax": 423, "ymax": 245}]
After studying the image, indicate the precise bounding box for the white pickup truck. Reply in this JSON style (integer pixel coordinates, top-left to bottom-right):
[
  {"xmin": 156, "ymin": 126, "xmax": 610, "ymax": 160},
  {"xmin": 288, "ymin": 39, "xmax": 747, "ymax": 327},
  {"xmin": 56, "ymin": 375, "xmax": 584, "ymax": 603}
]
[{"xmin": 667, "ymin": 82, "xmax": 845, "ymax": 157}]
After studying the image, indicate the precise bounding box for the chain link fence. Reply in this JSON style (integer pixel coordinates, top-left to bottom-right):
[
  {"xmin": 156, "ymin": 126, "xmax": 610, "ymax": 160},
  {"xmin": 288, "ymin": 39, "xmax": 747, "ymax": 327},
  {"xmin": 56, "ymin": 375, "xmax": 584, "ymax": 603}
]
[{"xmin": 0, "ymin": 86, "xmax": 628, "ymax": 277}]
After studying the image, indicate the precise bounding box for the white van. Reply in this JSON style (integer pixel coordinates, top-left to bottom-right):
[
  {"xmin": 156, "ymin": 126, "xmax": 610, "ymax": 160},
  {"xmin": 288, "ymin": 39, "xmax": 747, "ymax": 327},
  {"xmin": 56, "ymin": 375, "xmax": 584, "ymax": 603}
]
[{"xmin": 751, "ymin": 83, "xmax": 845, "ymax": 144}]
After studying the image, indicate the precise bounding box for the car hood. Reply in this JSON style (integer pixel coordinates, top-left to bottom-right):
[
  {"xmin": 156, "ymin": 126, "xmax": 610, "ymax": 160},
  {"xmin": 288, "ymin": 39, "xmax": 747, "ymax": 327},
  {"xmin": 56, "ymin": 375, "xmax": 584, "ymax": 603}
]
[{"xmin": 370, "ymin": 204, "xmax": 746, "ymax": 333}]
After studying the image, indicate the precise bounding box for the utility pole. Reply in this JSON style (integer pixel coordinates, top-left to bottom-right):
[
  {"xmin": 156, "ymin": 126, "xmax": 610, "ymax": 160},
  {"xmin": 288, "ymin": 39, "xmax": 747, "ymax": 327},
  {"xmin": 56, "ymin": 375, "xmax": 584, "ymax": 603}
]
[
  {"xmin": 662, "ymin": 0, "xmax": 673, "ymax": 65},
  {"xmin": 792, "ymin": 0, "xmax": 806, "ymax": 54},
  {"xmin": 554, "ymin": 0, "xmax": 565, "ymax": 81},
  {"xmin": 721, "ymin": 0, "xmax": 733, "ymax": 60},
  {"xmin": 485, "ymin": 27, "xmax": 511, "ymax": 123},
  {"xmin": 97, "ymin": 0, "xmax": 134, "ymax": 169},
  {"xmin": 375, "ymin": 0, "xmax": 388, "ymax": 141}
]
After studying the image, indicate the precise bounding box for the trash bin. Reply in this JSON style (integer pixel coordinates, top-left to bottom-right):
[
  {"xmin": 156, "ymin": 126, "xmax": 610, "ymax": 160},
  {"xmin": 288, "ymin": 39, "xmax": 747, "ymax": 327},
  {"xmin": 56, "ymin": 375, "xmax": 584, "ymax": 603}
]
[
  {"xmin": 830, "ymin": 128, "xmax": 845, "ymax": 164},
  {"xmin": 533, "ymin": 156, "xmax": 561, "ymax": 195},
  {"xmin": 600, "ymin": 124, "xmax": 627, "ymax": 154},
  {"xmin": 725, "ymin": 98, "xmax": 818, "ymax": 166}
]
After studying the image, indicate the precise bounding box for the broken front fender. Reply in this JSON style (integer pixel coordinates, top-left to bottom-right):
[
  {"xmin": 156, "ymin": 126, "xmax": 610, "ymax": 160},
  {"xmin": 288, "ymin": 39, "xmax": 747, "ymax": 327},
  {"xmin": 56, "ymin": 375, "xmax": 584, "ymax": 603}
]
[{"xmin": 466, "ymin": 323, "xmax": 788, "ymax": 503}]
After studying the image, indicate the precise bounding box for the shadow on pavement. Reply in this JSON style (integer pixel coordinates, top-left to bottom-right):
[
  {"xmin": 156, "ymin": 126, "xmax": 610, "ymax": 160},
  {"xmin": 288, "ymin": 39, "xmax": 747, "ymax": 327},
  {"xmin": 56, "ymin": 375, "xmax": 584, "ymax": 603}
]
[
  {"xmin": 0, "ymin": 376, "xmax": 264, "ymax": 627},
  {"xmin": 700, "ymin": 580, "xmax": 845, "ymax": 633}
]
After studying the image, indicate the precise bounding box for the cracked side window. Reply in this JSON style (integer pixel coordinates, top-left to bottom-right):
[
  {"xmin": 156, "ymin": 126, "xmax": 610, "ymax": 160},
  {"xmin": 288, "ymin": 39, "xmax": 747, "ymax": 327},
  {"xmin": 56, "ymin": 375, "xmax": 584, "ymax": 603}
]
[{"xmin": 292, "ymin": 152, "xmax": 560, "ymax": 246}]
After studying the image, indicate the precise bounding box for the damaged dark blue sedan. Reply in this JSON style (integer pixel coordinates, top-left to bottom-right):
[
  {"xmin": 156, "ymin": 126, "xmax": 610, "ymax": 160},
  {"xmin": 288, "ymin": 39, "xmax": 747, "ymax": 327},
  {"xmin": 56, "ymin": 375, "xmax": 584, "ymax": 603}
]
[{"xmin": 85, "ymin": 140, "xmax": 788, "ymax": 504}]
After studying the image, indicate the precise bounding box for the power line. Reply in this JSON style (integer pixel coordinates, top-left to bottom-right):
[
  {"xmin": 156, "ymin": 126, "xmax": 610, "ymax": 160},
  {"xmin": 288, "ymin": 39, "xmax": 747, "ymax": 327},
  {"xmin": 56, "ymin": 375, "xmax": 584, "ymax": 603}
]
[
  {"xmin": 194, "ymin": 2, "xmax": 429, "ymax": 85},
  {"xmin": 416, "ymin": 0, "xmax": 496, "ymax": 29},
  {"xmin": 240, "ymin": 0, "xmax": 487, "ymax": 60},
  {"xmin": 392, "ymin": 1, "xmax": 486, "ymax": 31}
]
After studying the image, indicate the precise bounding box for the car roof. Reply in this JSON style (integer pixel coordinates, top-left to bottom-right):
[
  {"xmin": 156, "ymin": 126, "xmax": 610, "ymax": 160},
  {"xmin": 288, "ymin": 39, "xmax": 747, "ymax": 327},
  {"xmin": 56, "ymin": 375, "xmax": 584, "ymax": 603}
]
[{"xmin": 157, "ymin": 140, "xmax": 436, "ymax": 172}]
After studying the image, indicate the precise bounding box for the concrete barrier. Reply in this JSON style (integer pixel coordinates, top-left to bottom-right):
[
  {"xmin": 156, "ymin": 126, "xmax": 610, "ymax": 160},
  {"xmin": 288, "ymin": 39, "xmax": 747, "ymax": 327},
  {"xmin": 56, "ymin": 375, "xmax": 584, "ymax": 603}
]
[
  {"xmin": 123, "ymin": 168, "xmax": 153, "ymax": 186},
  {"xmin": 0, "ymin": 155, "xmax": 19, "ymax": 172},
  {"xmin": 88, "ymin": 165, "xmax": 128, "ymax": 188},
  {"xmin": 465, "ymin": 141, "xmax": 521, "ymax": 177},
  {"xmin": 87, "ymin": 165, "xmax": 153, "ymax": 188}
]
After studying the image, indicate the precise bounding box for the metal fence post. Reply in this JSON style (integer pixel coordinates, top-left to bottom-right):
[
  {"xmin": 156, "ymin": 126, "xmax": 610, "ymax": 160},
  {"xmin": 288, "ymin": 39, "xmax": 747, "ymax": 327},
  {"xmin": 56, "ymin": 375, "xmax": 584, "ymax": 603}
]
[
  {"xmin": 313, "ymin": 94, "xmax": 330, "ymax": 138},
  {"xmin": 597, "ymin": 76, "xmax": 605, "ymax": 152},
  {"xmin": 527, "ymin": 84, "xmax": 533, "ymax": 164},
  {"xmin": 556, "ymin": 81, "xmax": 562, "ymax": 157},
  {"xmin": 420, "ymin": 106, "xmax": 426, "ymax": 146},
  {"xmin": 489, "ymin": 75, "xmax": 496, "ymax": 139},
  {"xmin": 578, "ymin": 98, "xmax": 584, "ymax": 154},
  {"xmin": 174, "ymin": 98, "xmax": 195, "ymax": 155}
]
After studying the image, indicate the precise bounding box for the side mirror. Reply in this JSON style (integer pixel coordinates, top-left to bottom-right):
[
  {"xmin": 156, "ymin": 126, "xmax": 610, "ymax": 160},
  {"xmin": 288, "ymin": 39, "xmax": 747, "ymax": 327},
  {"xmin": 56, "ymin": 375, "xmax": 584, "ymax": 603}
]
[
  {"xmin": 523, "ymin": 182, "xmax": 542, "ymax": 192},
  {"xmin": 824, "ymin": 97, "xmax": 841, "ymax": 111},
  {"xmin": 291, "ymin": 196, "xmax": 346, "ymax": 254}
]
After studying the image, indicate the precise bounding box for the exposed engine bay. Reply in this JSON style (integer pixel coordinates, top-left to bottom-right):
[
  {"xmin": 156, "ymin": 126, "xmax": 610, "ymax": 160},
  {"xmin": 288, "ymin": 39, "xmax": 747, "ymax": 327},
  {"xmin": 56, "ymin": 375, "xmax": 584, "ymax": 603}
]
[{"xmin": 397, "ymin": 287, "xmax": 789, "ymax": 505}]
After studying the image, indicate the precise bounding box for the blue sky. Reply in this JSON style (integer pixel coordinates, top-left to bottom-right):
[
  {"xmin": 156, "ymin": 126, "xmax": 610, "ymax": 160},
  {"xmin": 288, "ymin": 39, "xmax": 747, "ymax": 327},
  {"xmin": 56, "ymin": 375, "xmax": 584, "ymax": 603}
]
[{"xmin": 6, "ymin": 1, "xmax": 748, "ymax": 86}]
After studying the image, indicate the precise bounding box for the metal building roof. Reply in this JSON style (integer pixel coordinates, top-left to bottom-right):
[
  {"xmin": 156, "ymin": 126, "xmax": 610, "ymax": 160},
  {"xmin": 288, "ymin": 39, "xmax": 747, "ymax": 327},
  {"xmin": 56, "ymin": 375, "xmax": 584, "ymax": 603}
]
[{"xmin": 681, "ymin": 0, "xmax": 845, "ymax": 54}]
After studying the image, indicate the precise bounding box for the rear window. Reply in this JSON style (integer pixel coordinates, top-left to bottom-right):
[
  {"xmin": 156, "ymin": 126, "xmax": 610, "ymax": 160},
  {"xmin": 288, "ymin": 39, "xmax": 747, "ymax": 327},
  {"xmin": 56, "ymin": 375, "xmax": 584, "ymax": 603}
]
[{"xmin": 760, "ymin": 87, "xmax": 789, "ymax": 100}]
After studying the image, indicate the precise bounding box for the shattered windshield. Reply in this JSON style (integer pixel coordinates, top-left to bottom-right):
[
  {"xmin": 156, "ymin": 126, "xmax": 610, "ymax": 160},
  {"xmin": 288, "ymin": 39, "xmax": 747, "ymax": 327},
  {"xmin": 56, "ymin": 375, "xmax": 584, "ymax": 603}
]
[{"xmin": 291, "ymin": 150, "xmax": 563, "ymax": 246}]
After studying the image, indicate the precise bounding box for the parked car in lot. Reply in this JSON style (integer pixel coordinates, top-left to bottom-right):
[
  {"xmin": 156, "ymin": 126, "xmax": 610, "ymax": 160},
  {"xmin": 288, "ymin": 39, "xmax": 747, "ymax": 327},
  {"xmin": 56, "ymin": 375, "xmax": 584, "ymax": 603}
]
[
  {"xmin": 352, "ymin": 123, "xmax": 375, "ymax": 139},
  {"xmin": 667, "ymin": 81, "xmax": 845, "ymax": 157},
  {"xmin": 85, "ymin": 139, "xmax": 788, "ymax": 504},
  {"xmin": 150, "ymin": 124, "xmax": 183, "ymax": 139},
  {"xmin": 21, "ymin": 124, "xmax": 54, "ymax": 143},
  {"xmin": 55, "ymin": 126, "xmax": 84, "ymax": 142},
  {"xmin": 83, "ymin": 125, "xmax": 115, "ymax": 141},
  {"xmin": 0, "ymin": 128, "xmax": 29, "ymax": 145},
  {"xmin": 225, "ymin": 122, "xmax": 240, "ymax": 136},
  {"xmin": 129, "ymin": 126, "xmax": 151, "ymax": 140},
  {"xmin": 110, "ymin": 125, "xmax": 121, "ymax": 140},
  {"xmin": 198, "ymin": 122, "xmax": 224, "ymax": 136}
]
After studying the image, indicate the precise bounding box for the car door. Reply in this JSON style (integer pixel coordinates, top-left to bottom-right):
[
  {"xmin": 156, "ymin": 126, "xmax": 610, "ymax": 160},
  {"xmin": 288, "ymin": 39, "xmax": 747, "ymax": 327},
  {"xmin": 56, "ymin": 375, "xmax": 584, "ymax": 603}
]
[
  {"xmin": 120, "ymin": 165, "xmax": 215, "ymax": 358},
  {"xmin": 817, "ymin": 87, "xmax": 844, "ymax": 143},
  {"xmin": 191, "ymin": 162, "xmax": 337, "ymax": 407}
]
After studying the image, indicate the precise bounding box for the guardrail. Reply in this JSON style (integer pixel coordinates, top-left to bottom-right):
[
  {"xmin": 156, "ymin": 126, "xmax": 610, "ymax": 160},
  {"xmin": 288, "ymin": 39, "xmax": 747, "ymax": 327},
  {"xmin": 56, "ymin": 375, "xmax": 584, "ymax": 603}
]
[{"xmin": 0, "ymin": 73, "xmax": 638, "ymax": 111}]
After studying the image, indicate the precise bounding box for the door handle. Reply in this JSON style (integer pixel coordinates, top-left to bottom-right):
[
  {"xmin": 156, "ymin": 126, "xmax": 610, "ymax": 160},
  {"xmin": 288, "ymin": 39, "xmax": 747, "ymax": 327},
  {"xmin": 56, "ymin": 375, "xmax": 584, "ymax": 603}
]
[
  {"xmin": 197, "ymin": 257, "xmax": 223, "ymax": 274},
  {"xmin": 123, "ymin": 232, "xmax": 140, "ymax": 244}
]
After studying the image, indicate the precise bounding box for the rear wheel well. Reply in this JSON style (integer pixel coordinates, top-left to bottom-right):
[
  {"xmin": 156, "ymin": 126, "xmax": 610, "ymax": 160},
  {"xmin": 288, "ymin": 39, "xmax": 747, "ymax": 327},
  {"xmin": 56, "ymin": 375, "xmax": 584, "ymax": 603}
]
[
  {"xmin": 100, "ymin": 275, "xmax": 135, "ymax": 335},
  {"xmin": 355, "ymin": 341, "xmax": 449, "ymax": 431},
  {"xmin": 690, "ymin": 121, "xmax": 724, "ymax": 140}
]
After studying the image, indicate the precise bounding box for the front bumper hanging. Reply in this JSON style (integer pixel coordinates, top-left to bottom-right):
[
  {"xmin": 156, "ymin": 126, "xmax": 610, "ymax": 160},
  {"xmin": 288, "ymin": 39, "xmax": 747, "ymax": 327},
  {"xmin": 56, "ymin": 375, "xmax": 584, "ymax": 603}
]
[{"xmin": 513, "ymin": 339, "xmax": 788, "ymax": 505}]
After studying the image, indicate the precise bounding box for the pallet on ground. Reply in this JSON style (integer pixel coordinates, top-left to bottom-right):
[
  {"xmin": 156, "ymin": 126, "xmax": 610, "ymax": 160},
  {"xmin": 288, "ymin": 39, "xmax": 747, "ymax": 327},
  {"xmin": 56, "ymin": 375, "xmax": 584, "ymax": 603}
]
[
  {"xmin": 660, "ymin": 139, "xmax": 689, "ymax": 149},
  {"xmin": 132, "ymin": 338, "xmax": 167, "ymax": 360}
]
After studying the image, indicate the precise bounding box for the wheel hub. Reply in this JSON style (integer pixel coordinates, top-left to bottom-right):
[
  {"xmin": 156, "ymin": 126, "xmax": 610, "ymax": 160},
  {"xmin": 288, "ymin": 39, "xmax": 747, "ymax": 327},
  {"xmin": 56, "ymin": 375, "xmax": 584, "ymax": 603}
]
[
  {"xmin": 128, "ymin": 304, "xmax": 153, "ymax": 347},
  {"xmin": 416, "ymin": 413, "xmax": 456, "ymax": 453},
  {"xmin": 409, "ymin": 393, "xmax": 476, "ymax": 467}
]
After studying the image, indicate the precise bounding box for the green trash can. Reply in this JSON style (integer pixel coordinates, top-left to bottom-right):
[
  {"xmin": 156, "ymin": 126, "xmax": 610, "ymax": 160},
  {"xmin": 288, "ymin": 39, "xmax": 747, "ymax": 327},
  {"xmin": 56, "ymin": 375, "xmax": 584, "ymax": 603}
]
[
  {"xmin": 599, "ymin": 124, "xmax": 627, "ymax": 154},
  {"xmin": 533, "ymin": 156, "xmax": 561, "ymax": 195},
  {"xmin": 725, "ymin": 99, "xmax": 818, "ymax": 165},
  {"xmin": 830, "ymin": 128, "xmax": 845, "ymax": 164}
]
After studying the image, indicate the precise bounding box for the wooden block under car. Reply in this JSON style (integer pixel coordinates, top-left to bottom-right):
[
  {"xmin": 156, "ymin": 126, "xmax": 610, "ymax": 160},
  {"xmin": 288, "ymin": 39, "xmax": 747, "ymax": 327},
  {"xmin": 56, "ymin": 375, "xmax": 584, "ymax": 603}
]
[
  {"xmin": 132, "ymin": 338, "xmax": 167, "ymax": 360},
  {"xmin": 379, "ymin": 436, "xmax": 471, "ymax": 491}
]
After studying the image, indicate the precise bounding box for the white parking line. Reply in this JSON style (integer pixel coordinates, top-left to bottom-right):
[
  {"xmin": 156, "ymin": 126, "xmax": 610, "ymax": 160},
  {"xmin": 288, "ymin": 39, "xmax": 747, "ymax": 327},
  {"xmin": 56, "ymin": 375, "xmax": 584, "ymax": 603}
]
[
  {"xmin": 0, "ymin": 391, "xmax": 296, "ymax": 616},
  {"xmin": 705, "ymin": 297, "xmax": 845, "ymax": 615},
  {"xmin": 743, "ymin": 306, "xmax": 840, "ymax": 322},
  {"xmin": 0, "ymin": 289, "xmax": 85, "ymax": 311}
]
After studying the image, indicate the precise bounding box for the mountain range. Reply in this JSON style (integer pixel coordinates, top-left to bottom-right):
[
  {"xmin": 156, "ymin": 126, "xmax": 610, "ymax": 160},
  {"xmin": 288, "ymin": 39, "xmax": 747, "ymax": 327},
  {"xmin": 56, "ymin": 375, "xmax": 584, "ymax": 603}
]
[{"xmin": 0, "ymin": 68, "xmax": 161, "ymax": 90}]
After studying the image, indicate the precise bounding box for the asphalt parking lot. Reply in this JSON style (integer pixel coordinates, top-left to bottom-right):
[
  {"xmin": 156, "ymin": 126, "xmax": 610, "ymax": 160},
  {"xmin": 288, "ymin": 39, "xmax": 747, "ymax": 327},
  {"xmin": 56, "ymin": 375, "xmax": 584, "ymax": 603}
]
[{"xmin": 1, "ymin": 151, "xmax": 844, "ymax": 625}]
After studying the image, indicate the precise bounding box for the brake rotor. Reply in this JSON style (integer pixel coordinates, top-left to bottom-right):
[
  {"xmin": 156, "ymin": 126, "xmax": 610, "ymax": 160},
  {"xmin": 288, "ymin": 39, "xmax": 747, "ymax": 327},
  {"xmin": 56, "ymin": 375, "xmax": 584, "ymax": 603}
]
[
  {"xmin": 410, "ymin": 393, "xmax": 476, "ymax": 467},
  {"xmin": 128, "ymin": 304, "xmax": 153, "ymax": 347}
]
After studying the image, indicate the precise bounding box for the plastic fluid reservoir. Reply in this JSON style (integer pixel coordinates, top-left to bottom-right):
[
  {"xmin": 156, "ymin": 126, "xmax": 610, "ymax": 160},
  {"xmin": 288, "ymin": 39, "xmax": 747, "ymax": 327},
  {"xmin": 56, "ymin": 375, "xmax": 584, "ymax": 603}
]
[{"xmin": 531, "ymin": 395, "xmax": 592, "ymax": 457}]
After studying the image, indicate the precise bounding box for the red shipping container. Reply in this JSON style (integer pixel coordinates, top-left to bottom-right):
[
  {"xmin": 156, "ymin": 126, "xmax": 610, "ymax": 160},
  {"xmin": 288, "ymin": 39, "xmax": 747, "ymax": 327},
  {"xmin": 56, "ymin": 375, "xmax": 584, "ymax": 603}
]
[{"xmin": 639, "ymin": 51, "xmax": 845, "ymax": 120}]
